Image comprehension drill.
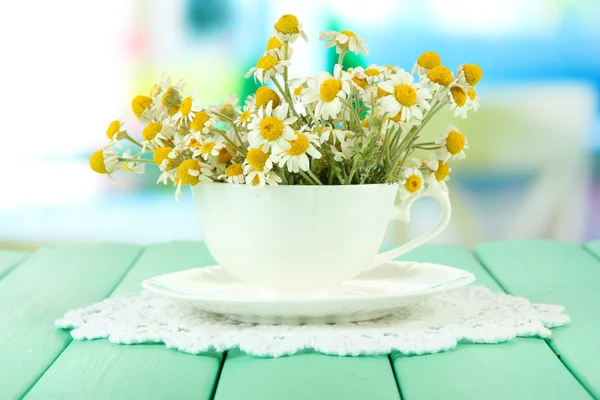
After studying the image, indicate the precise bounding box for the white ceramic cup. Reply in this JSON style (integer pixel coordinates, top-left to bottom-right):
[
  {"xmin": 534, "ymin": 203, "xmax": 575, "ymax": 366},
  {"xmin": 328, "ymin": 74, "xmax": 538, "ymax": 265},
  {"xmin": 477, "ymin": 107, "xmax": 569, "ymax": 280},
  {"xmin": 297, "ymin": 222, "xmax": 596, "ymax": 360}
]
[{"xmin": 192, "ymin": 183, "xmax": 451, "ymax": 290}]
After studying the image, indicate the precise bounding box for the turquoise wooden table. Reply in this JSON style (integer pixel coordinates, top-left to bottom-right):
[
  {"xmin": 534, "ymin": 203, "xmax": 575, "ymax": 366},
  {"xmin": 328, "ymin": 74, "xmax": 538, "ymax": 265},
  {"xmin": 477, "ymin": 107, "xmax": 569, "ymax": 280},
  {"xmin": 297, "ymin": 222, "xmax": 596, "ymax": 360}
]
[{"xmin": 1, "ymin": 240, "xmax": 599, "ymax": 399}]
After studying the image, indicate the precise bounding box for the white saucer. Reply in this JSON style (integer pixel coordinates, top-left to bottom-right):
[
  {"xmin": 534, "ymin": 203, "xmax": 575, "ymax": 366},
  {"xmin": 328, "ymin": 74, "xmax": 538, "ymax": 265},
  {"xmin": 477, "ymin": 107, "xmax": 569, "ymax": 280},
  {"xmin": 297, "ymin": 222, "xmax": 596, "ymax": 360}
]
[{"xmin": 142, "ymin": 261, "xmax": 475, "ymax": 324}]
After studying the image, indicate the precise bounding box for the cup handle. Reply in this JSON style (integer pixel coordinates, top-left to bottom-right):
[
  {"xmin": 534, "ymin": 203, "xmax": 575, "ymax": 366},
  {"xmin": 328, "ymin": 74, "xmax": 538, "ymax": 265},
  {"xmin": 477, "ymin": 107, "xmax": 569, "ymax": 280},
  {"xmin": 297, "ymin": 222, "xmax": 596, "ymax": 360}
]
[{"xmin": 366, "ymin": 185, "xmax": 452, "ymax": 271}]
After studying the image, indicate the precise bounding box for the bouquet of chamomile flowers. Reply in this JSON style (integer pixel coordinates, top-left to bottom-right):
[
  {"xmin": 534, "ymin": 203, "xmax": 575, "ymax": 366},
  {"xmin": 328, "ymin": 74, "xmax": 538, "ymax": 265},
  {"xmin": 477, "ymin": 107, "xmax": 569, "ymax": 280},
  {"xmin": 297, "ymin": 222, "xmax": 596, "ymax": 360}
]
[{"xmin": 91, "ymin": 14, "xmax": 482, "ymax": 200}]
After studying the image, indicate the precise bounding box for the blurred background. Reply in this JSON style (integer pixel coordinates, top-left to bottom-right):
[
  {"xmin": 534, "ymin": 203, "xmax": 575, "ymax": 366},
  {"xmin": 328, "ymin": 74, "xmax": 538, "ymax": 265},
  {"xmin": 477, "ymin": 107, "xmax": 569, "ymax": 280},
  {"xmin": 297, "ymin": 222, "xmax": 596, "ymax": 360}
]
[{"xmin": 0, "ymin": 0, "xmax": 599, "ymax": 249}]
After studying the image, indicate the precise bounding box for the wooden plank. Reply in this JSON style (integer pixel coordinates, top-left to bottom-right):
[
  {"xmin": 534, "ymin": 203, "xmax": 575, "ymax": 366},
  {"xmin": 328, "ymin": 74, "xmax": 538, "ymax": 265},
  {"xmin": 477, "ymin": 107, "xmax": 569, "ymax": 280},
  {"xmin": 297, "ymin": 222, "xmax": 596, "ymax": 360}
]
[
  {"xmin": 392, "ymin": 245, "xmax": 591, "ymax": 400},
  {"xmin": 473, "ymin": 240, "xmax": 600, "ymax": 398},
  {"xmin": 216, "ymin": 350, "xmax": 400, "ymax": 400},
  {"xmin": 0, "ymin": 250, "xmax": 30, "ymax": 279},
  {"xmin": 0, "ymin": 243, "xmax": 143, "ymax": 400},
  {"xmin": 25, "ymin": 242, "xmax": 224, "ymax": 400}
]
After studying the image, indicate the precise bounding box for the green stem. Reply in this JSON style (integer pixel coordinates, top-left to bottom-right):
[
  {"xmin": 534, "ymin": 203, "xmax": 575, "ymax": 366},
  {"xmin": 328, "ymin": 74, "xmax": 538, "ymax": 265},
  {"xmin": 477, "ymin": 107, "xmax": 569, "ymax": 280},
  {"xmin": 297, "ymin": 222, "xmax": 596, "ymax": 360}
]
[
  {"xmin": 307, "ymin": 169, "xmax": 323, "ymax": 185},
  {"xmin": 211, "ymin": 128, "xmax": 245, "ymax": 156},
  {"xmin": 211, "ymin": 111, "xmax": 245, "ymax": 147},
  {"xmin": 337, "ymin": 51, "xmax": 347, "ymax": 68},
  {"xmin": 118, "ymin": 158, "xmax": 154, "ymax": 164},
  {"xmin": 272, "ymin": 78, "xmax": 302, "ymax": 123},
  {"xmin": 299, "ymin": 170, "xmax": 318, "ymax": 185},
  {"xmin": 124, "ymin": 134, "xmax": 143, "ymax": 148}
]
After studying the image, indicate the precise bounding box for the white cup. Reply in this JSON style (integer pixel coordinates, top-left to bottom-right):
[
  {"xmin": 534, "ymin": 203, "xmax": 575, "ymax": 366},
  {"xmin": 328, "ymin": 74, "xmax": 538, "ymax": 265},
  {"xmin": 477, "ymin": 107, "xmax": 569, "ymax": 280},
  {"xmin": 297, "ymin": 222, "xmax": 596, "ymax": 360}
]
[{"xmin": 192, "ymin": 183, "xmax": 451, "ymax": 291}]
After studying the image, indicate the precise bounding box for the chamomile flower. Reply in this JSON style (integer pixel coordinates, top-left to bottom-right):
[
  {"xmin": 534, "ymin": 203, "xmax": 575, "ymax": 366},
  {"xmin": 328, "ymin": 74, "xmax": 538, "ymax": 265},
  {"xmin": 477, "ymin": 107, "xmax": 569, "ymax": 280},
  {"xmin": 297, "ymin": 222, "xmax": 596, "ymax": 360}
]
[
  {"xmin": 254, "ymin": 86, "xmax": 281, "ymax": 109},
  {"xmin": 219, "ymin": 163, "xmax": 245, "ymax": 184},
  {"xmin": 448, "ymin": 85, "xmax": 469, "ymax": 118},
  {"xmin": 171, "ymin": 92, "xmax": 201, "ymax": 128},
  {"xmin": 193, "ymin": 136, "xmax": 225, "ymax": 161},
  {"xmin": 467, "ymin": 87, "xmax": 480, "ymax": 112},
  {"xmin": 378, "ymin": 70, "xmax": 432, "ymax": 122},
  {"xmin": 189, "ymin": 111, "xmax": 216, "ymax": 135},
  {"xmin": 456, "ymin": 64, "xmax": 483, "ymax": 87},
  {"xmin": 437, "ymin": 126, "xmax": 468, "ymax": 161},
  {"xmin": 243, "ymin": 147, "xmax": 275, "ymax": 187},
  {"xmin": 331, "ymin": 136, "xmax": 356, "ymax": 162},
  {"xmin": 175, "ymin": 158, "xmax": 213, "ymax": 200},
  {"xmin": 423, "ymin": 154, "xmax": 451, "ymax": 191},
  {"xmin": 154, "ymin": 77, "xmax": 185, "ymax": 118},
  {"xmin": 236, "ymin": 104, "xmax": 255, "ymax": 128},
  {"xmin": 347, "ymin": 67, "xmax": 368, "ymax": 92},
  {"xmin": 399, "ymin": 167, "xmax": 424, "ymax": 200},
  {"xmin": 213, "ymin": 94, "xmax": 241, "ymax": 120},
  {"xmin": 273, "ymin": 14, "xmax": 308, "ymax": 43},
  {"xmin": 412, "ymin": 51, "xmax": 441, "ymax": 76},
  {"xmin": 276, "ymin": 129, "xmax": 321, "ymax": 173},
  {"xmin": 423, "ymin": 65, "xmax": 454, "ymax": 95},
  {"xmin": 265, "ymin": 35, "xmax": 292, "ymax": 60},
  {"xmin": 319, "ymin": 128, "xmax": 347, "ymax": 144},
  {"xmin": 247, "ymin": 102, "xmax": 297, "ymax": 153},
  {"xmin": 89, "ymin": 148, "xmax": 121, "ymax": 175},
  {"xmin": 131, "ymin": 95, "xmax": 154, "ymax": 123},
  {"xmin": 362, "ymin": 65, "xmax": 385, "ymax": 85},
  {"xmin": 319, "ymin": 30, "xmax": 369, "ymax": 56},
  {"xmin": 302, "ymin": 65, "xmax": 351, "ymax": 120},
  {"xmin": 245, "ymin": 54, "xmax": 290, "ymax": 84},
  {"xmin": 105, "ymin": 119, "xmax": 129, "ymax": 146},
  {"xmin": 141, "ymin": 121, "xmax": 175, "ymax": 150}
]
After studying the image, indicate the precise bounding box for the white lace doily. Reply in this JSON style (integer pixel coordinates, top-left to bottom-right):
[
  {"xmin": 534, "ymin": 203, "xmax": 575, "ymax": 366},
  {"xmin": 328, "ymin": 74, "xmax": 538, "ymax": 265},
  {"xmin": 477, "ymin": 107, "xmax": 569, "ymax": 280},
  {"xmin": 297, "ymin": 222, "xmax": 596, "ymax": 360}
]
[{"xmin": 55, "ymin": 286, "xmax": 569, "ymax": 357}]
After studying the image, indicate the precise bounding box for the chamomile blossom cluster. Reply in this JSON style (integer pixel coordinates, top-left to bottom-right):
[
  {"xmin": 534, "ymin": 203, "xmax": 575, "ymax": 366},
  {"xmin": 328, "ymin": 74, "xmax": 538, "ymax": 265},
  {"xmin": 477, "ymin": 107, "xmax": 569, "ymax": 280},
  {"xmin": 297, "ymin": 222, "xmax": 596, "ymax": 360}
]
[{"xmin": 90, "ymin": 14, "xmax": 481, "ymax": 200}]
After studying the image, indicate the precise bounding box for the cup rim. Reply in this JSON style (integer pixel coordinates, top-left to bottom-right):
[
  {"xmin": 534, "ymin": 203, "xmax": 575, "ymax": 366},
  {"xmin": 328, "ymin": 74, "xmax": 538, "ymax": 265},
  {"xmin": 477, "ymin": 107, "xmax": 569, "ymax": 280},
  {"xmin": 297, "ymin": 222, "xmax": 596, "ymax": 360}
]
[{"xmin": 194, "ymin": 182, "xmax": 399, "ymax": 190}]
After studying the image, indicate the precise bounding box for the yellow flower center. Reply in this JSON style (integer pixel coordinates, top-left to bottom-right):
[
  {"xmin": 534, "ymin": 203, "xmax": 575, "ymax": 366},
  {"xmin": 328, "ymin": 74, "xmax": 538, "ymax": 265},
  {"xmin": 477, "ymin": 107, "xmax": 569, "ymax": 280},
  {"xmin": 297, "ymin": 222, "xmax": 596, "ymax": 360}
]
[
  {"xmin": 256, "ymin": 55, "xmax": 279, "ymax": 70},
  {"xmin": 220, "ymin": 103, "xmax": 236, "ymax": 119},
  {"xmin": 417, "ymin": 51, "xmax": 441, "ymax": 70},
  {"xmin": 467, "ymin": 87, "xmax": 477, "ymax": 100},
  {"xmin": 255, "ymin": 87, "xmax": 281, "ymax": 108},
  {"xmin": 240, "ymin": 110, "xmax": 251, "ymax": 121},
  {"xmin": 293, "ymin": 85, "xmax": 303, "ymax": 96},
  {"xmin": 364, "ymin": 68, "xmax": 380, "ymax": 77},
  {"xmin": 361, "ymin": 118, "xmax": 369, "ymax": 128},
  {"xmin": 394, "ymin": 84, "xmax": 417, "ymax": 106},
  {"xmin": 106, "ymin": 120, "xmax": 121, "ymax": 139},
  {"xmin": 180, "ymin": 97, "xmax": 193, "ymax": 117},
  {"xmin": 446, "ymin": 130, "xmax": 465, "ymax": 154},
  {"xmin": 259, "ymin": 116, "xmax": 284, "ymax": 141},
  {"xmin": 391, "ymin": 110, "xmax": 402, "ymax": 122},
  {"xmin": 352, "ymin": 76, "xmax": 367, "ymax": 90},
  {"xmin": 89, "ymin": 150, "xmax": 107, "ymax": 174},
  {"xmin": 274, "ymin": 14, "xmax": 300, "ymax": 34},
  {"xmin": 162, "ymin": 86, "xmax": 182, "ymax": 108},
  {"xmin": 405, "ymin": 175, "xmax": 422, "ymax": 193},
  {"xmin": 188, "ymin": 138, "xmax": 201, "ymax": 148},
  {"xmin": 287, "ymin": 132, "xmax": 309, "ymax": 155},
  {"xmin": 142, "ymin": 122, "xmax": 163, "ymax": 141},
  {"xmin": 201, "ymin": 142, "xmax": 216, "ymax": 155},
  {"xmin": 435, "ymin": 161, "xmax": 450, "ymax": 181},
  {"xmin": 377, "ymin": 86, "xmax": 390, "ymax": 99},
  {"xmin": 177, "ymin": 159, "xmax": 201, "ymax": 185},
  {"xmin": 320, "ymin": 78, "xmax": 342, "ymax": 102},
  {"xmin": 252, "ymin": 175, "xmax": 261, "ymax": 185},
  {"xmin": 246, "ymin": 148, "xmax": 269, "ymax": 172},
  {"xmin": 218, "ymin": 146, "xmax": 234, "ymax": 163},
  {"xmin": 191, "ymin": 112, "xmax": 211, "ymax": 132},
  {"xmin": 340, "ymin": 30, "xmax": 356, "ymax": 37},
  {"xmin": 266, "ymin": 36, "xmax": 284, "ymax": 50},
  {"xmin": 450, "ymin": 86, "xmax": 467, "ymax": 107},
  {"xmin": 132, "ymin": 95, "xmax": 152, "ymax": 118},
  {"xmin": 427, "ymin": 66, "xmax": 453, "ymax": 86},
  {"xmin": 153, "ymin": 147, "xmax": 172, "ymax": 166},
  {"xmin": 226, "ymin": 163, "xmax": 243, "ymax": 177},
  {"xmin": 463, "ymin": 64, "xmax": 482, "ymax": 86}
]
